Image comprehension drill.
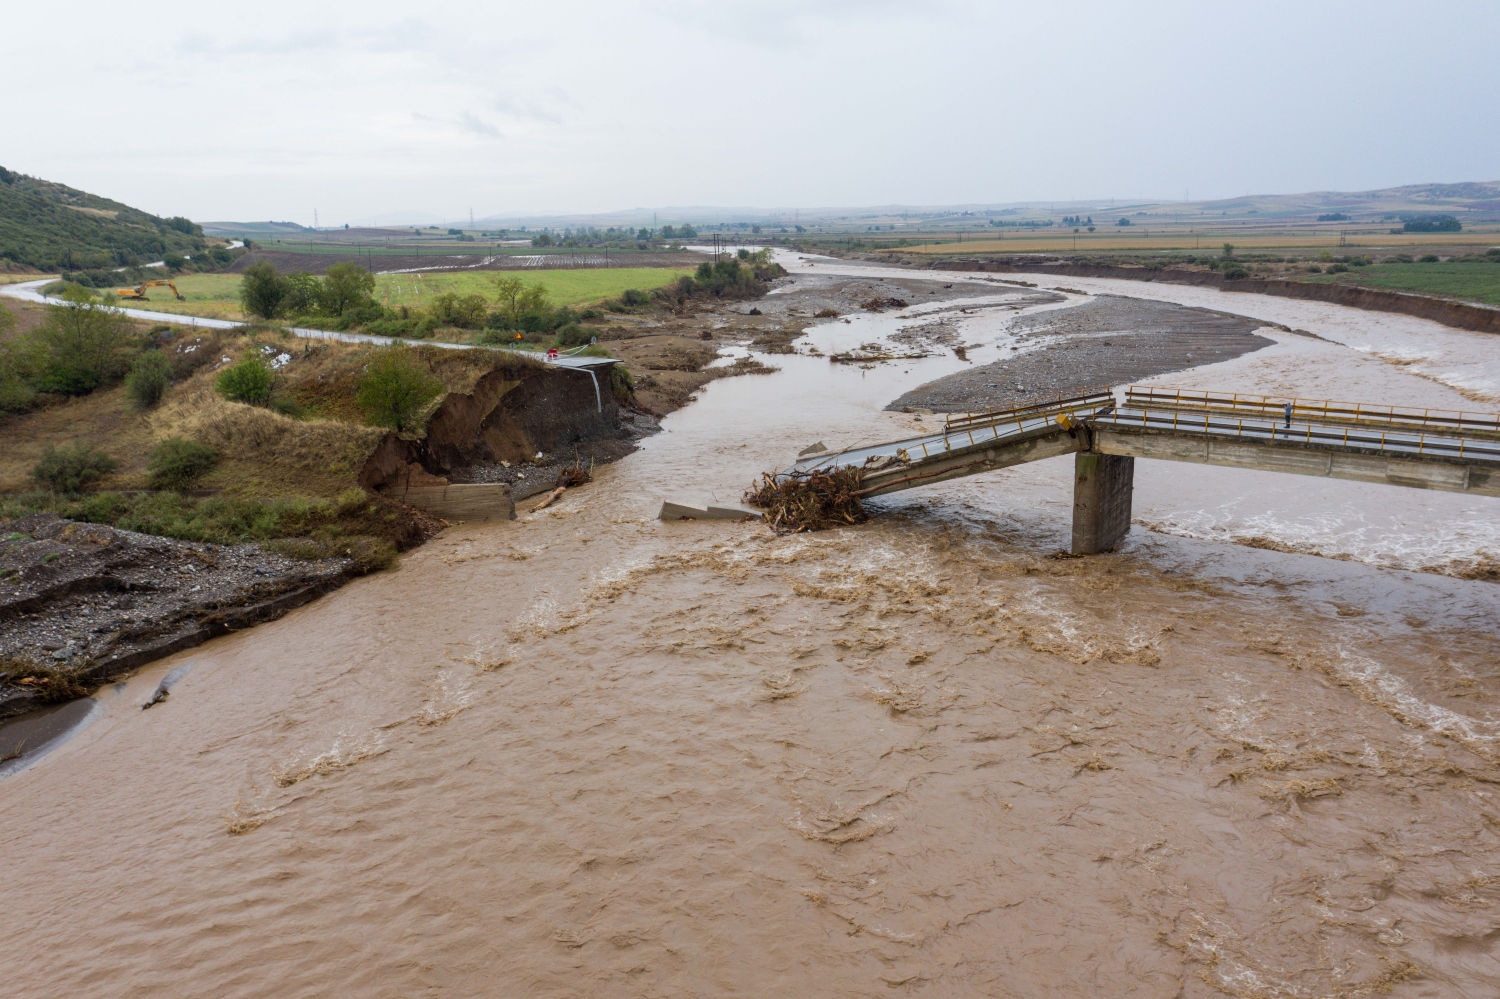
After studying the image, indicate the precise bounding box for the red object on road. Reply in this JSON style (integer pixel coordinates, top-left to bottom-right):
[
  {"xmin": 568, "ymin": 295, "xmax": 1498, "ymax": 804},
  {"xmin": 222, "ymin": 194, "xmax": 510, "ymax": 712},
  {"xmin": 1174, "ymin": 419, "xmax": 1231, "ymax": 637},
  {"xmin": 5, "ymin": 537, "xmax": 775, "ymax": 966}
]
[{"xmin": 547, "ymin": 348, "xmax": 559, "ymax": 360}]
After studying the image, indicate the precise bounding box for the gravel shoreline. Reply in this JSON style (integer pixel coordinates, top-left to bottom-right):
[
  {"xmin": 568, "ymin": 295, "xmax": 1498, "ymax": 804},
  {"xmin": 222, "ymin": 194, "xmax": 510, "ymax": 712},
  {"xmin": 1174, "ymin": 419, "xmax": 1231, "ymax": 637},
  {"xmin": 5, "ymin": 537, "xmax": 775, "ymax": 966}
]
[
  {"xmin": 887, "ymin": 293, "xmax": 1277, "ymax": 413},
  {"xmin": 0, "ymin": 514, "xmax": 355, "ymax": 718}
]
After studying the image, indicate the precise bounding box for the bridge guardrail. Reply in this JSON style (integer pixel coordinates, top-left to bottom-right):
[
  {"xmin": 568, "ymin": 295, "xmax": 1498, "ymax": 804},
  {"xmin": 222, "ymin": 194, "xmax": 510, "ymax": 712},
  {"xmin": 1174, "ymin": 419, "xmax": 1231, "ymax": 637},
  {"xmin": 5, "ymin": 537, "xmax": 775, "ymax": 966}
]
[
  {"xmin": 1125, "ymin": 386, "xmax": 1500, "ymax": 441},
  {"xmin": 943, "ymin": 389, "xmax": 1114, "ymax": 434},
  {"xmin": 1098, "ymin": 406, "xmax": 1500, "ymax": 463}
]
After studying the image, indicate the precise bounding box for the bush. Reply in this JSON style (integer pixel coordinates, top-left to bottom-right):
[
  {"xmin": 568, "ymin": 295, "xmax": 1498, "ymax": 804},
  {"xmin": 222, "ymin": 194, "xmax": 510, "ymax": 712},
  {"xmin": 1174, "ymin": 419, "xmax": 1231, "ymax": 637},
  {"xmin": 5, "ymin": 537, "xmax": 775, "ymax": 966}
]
[
  {"xmin": 555, "ymin": 324, "xmax": 592, "ymax": 347},
  {"xmin": 28, "ymin": 295, "xmax": 133, "ymax": 396},
  {"xmin": 33, "ymin": 443, "xmax": 118, "ymax": 494},
  {"xmin": 1221, "ymin": 266, "xmax": 1249, "ymax": 280},
  {"xmin": 319, "ymin": 263, "xmax": 377, "ymax": 316},
  {"xmin": 1419, "ymin": 254, "xmax": 1440, "ymax": 263},
  {"xmin": 1326, "ymin": 263, "xmax": 1349, "ymax": 273},
  {"xmin": 240, "ymin": 261, "xmax": 289, "ymax": 319},
  {"xmin": 216, "ymin": 355, "xmax": 274, "ymax": 404},
  {"xmin": 283, "ymin": 271, "xmax": 321, "ymax": 313},
  {"xmin": 609, "ymin": 364, "xmax": 634, "ymax": 403},
  {"xmin": 429, "ymin": 292, "xmax": 488, "ymax": 328},
  {"xmin": 620, "ymin": 288, "xmax": 648, "ymax": 306},
  {"xmin": 125, "ymin": 350, "xmax": 173, "ymax": 407},
  {"xmin": 146, "ymin": 438, "xmax": 219, "ymax": 491},
  {"xmin": 356, "ymin": 347, "xmax": 445, "ymax": 432}
]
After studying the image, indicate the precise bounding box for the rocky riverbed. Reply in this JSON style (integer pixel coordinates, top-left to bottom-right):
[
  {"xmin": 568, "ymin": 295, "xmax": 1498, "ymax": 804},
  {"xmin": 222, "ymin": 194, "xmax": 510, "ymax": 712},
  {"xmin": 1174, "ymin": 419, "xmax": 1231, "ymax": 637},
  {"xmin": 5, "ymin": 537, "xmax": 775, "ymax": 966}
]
[
  {"xmin": 0, "ymin": 514, "xmax": 355, "ymax": 718},
  {"xmin": 887, "ymin": 293, "xmax": 1277, "ymax": 412}
]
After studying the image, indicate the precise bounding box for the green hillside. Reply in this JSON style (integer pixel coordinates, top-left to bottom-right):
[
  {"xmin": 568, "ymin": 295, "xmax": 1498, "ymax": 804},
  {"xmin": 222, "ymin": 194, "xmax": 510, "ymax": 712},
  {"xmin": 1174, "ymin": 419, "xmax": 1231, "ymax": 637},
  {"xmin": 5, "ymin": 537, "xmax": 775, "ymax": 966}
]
[{"xmin": 0, "ymin": 166, "xmax": 204, "ymax": 272}]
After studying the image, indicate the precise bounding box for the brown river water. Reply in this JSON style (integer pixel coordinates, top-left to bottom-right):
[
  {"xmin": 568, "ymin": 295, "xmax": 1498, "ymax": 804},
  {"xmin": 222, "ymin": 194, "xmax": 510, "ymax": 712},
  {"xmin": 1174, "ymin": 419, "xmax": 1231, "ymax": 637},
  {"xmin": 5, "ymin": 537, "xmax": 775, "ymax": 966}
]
[{"xmin": 5, "ymin": 254, "xmax": 1500, "ymax": 997}]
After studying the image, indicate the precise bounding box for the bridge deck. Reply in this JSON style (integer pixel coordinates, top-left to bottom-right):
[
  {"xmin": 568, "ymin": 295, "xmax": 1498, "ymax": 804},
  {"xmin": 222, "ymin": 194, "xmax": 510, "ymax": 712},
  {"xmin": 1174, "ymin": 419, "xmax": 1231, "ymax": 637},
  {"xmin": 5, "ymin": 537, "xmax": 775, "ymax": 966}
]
[{"xmin": 786, "ymin": 387, "xmax": 1500, "ymax": 500}]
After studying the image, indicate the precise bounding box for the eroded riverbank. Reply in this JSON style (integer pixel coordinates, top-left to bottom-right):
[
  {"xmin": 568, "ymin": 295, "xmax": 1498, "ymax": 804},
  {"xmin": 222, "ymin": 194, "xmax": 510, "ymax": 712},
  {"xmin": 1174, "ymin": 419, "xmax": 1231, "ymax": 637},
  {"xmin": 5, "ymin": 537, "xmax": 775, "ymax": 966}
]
[{"xmin": 4, "ymin": 253, "xmax": 1500, "ymax": 997}]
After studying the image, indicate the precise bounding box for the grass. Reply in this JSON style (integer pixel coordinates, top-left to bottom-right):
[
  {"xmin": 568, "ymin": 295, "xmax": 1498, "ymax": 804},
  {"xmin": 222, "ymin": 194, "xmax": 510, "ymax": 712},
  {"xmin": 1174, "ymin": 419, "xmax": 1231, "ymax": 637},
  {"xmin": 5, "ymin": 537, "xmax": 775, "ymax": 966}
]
[
  {"xmin": 0, "ymin": 489, "xmax": 402, "ymax": 572},
  {"xmin": 1301, "ymin": 261, "xmax": 1500, "ymax": 306},
  {"xmin": 103, "ymin": 273, "xmax": 247, "ymax": 320},
  {"xmin": 373, "ymin": 267, "xmax": 695, "ymax": 309},
  {"xmin": 101, "ymin": 266, "xmax": 696, "ymax": 323}
]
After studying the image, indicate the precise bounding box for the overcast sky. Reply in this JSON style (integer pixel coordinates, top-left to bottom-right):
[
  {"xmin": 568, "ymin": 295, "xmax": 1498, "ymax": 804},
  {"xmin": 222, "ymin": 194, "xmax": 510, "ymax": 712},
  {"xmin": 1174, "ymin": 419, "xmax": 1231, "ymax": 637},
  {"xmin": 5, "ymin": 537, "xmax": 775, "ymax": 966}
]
[{"xmin": 4, "ymin": 1, "xmax": 1497, "ymax": 225}]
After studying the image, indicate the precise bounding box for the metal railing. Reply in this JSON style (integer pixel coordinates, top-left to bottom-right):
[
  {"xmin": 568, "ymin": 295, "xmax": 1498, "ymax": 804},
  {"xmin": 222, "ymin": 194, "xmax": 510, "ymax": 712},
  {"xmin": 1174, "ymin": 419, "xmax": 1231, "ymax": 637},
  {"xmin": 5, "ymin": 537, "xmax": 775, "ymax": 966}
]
[
  {"xmin": 1096, "ymin": 406, "xmax": 1500, "ymax": 463},
  {"xmin": 943, "ymin": 388, "xmax": 1115, "ymax": 434},
  {"xmin": 1125, "ymin": 386, "xmax": 1500, "ymax": 441}
]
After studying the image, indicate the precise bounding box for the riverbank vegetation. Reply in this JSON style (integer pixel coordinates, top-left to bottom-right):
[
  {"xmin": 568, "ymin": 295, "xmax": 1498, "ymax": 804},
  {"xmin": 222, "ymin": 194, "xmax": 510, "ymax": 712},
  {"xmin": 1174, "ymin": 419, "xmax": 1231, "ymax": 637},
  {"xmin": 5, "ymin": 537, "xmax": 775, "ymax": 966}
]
[{"xmin": 0, "ymin": 298, "xmax": 560, "ymax": 555}]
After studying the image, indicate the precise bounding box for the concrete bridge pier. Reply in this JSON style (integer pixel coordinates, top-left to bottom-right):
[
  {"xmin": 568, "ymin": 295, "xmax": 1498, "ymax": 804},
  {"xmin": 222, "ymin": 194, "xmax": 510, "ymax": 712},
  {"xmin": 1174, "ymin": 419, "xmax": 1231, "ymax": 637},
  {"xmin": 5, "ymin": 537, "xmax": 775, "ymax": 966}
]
[{"xmin": 1071, "ymin": 453, "xmax": 1135, "ymax": 554}]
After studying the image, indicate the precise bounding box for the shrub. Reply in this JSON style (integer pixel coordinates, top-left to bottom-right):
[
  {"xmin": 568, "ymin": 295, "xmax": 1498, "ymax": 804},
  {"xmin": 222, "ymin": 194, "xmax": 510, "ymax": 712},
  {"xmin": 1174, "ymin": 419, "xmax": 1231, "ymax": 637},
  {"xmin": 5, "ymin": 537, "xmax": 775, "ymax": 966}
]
[
  {"xmin": 319, "ymin": 263, "xmax": 377, "ymax": 316},
  {"xmin": 283, "ymin": 272, "xmax": 322, "ymax": 313},
  {"xmin": 1326, "ymin": 263, "xmax": 1349, "ymax": 273},
  {"xmin": 33, "ymin": 443, "xmax": 118, "ymax": 494},
  {"xmin": 609, "ymin": 364, "xmax": 634, "ymax": 403},
  {"xmin": 429, "ymin": 292, "xmax": 488, "ymax": 328},
  {"xmin": 28, "ymin": 295, "xmax": 132, "ymax": 396},
  {"xmin": 356, "ymin": 347, "xmax": 444, "ymax": 432},
  {"xmin": 240, "ymin": 261, "xmax": 289, "ymax": 319},
  {"xmin": 555, "ymin": 324, "xmax": 592, "ymax": 347},
  {"xmin": 146, "ymin": 438, "xmax": 219, "ymax": 491},
  {"xmin": 1419, "ymin": 254, "xmax": 1440, "ymax": 263},
  {"xmin": 216, "ymin": 355, "xmax": 274, "ymax": 404},
  {"xmin": 1221, "ymin": 266, "xmax": 1249, "ymax": 280},
  {"xmin": 125, "ymin": 350, "xmax": 173, "ymax": 407}
]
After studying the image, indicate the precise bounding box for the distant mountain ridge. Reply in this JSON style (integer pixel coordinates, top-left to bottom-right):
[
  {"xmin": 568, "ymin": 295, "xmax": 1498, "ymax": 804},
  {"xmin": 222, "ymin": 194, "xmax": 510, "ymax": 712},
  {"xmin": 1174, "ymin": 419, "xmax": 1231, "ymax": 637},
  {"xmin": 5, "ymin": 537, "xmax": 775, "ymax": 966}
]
[{"xmin": 0, "ymin": 166, "xmax": 204, "ymax": 272}]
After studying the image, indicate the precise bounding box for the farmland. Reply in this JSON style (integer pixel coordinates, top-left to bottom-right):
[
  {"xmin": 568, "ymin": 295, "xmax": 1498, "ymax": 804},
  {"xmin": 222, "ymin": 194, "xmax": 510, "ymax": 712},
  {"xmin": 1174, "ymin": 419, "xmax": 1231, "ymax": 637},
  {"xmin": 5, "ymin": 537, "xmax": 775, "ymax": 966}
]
[
  {"xmin": 1304, "ymin": 260, "xmax": 1500, "ymax": 306},
  {"xmin": 373, "ymin": 266, "xmax": 696, "ymax": 309},
  {"xmin": 102, "ymin": 265, "xmax": 696, "ymax": 321}
]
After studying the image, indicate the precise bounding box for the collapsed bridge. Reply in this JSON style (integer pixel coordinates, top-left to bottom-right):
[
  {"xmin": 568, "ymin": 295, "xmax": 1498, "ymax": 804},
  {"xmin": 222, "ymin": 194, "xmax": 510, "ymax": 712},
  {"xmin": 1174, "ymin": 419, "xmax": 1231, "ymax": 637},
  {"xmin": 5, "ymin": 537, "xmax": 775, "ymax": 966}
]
[{"xmin": 784, "ymin": 387, "xmax": 1500, "ymax": 554}]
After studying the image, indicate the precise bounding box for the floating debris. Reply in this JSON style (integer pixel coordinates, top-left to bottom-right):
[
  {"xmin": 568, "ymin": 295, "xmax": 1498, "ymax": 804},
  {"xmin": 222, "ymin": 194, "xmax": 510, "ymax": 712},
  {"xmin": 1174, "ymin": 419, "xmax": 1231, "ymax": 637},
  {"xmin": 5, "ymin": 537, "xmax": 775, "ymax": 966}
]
[{"xmin": 744, "ymin": 467, "xmax": 868, "ymax": 533}]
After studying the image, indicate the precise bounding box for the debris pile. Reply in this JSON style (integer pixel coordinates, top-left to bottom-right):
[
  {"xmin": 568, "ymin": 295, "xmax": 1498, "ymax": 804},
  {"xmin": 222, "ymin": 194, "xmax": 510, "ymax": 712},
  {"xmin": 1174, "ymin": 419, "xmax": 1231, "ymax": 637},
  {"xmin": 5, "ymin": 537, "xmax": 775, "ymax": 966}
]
[{"xmin": 744, "ymin": 467, "xmax": 868, "ymax": 533}]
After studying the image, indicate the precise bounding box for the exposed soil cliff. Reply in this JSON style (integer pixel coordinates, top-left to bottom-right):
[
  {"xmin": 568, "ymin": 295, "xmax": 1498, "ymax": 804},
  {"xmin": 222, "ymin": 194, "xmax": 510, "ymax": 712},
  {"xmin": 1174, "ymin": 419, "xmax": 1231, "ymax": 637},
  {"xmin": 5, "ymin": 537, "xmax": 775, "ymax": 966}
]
[{"xmin": 359, "ymin": 357, "xmax": 623, "ymax": 492}]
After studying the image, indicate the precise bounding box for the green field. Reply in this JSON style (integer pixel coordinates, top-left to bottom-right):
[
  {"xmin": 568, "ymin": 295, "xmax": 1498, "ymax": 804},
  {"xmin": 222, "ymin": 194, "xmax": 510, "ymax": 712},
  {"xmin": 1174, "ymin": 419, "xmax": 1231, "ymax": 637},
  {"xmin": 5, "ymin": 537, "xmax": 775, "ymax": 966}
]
[
  {"xmin": 105, "ymin": 266, "xmax": 695, "ymax": 321},
  {"xmin": 374, "ymin": 267, "xmax": 694, "ymax": 308},
  {"xmin": 103, "ymin": 273, "xmax": 245, "ymax": 319},
  {"xmin": 1302, "ymin": 261, "xmax": 1500, "ymax": 306}
]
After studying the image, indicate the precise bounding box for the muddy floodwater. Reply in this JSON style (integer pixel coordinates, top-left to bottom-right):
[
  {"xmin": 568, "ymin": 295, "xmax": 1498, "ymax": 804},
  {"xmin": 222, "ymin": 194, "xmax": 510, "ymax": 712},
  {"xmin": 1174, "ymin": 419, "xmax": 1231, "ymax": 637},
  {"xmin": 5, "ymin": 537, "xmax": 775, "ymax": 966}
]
[{"xmin": 5, "ymin": 253, "xmax": 1500, "ymax": 997}]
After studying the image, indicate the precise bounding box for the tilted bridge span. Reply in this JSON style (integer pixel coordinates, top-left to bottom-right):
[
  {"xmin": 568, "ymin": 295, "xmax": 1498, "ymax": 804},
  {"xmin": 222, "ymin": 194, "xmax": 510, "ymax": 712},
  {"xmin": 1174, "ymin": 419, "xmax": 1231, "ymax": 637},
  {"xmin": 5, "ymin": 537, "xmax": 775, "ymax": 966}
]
[{"xmin": 784, "ymin": 387, "xmax": 1500, "ymax": 554}]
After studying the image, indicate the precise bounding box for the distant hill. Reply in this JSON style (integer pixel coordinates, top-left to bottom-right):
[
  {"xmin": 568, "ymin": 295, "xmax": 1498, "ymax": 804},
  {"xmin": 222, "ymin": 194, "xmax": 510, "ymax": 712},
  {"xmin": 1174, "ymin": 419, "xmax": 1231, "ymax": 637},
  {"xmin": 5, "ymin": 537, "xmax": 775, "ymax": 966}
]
[
  {"xmin": 0, "ymin": 166, "xmax": 204, "ymax": 272},
  {"xmin": 200, "ymin": 220, "xmax": 313, "ymax": 237}
]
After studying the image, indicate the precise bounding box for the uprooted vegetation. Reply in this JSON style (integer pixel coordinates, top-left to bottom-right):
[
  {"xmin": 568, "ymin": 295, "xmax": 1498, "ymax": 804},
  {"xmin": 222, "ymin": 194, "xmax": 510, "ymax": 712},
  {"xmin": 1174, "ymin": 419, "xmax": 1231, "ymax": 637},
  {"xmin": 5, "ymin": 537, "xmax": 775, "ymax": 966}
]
[{"xmin": 744, "ymin": 467, "xmax": 868, "ymax": 533}]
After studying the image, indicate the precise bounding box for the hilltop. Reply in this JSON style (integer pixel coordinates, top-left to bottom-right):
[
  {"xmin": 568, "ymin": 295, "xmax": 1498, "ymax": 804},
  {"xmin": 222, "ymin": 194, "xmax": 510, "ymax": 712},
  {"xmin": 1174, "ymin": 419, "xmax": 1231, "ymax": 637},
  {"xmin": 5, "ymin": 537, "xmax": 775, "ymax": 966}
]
[{"xmin": 0, "ymin": 166, "xmax": 205, "ymax": 273}]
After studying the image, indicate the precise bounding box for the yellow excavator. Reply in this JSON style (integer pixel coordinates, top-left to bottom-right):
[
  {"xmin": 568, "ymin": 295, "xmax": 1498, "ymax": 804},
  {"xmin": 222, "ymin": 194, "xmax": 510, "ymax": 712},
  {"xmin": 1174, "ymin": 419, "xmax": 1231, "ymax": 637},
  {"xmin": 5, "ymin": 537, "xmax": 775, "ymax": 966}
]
[{"xmin": 117, "ymin": 279, "xmax": 186, "ymax": 302}]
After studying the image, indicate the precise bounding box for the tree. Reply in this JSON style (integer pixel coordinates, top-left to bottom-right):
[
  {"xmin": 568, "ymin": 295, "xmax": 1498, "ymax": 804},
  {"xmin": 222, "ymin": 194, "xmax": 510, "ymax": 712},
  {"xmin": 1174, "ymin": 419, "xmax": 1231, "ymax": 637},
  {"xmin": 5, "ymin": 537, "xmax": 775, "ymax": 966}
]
[
  {"xmin": 240, "ymin": 261, "xmax": 289, "ymax": 319},
  {"xmin": 319, "ymin": 263, "xmax": 376, "ymax": 316},
  {"xmin": 429, "ymin": 292, "xmax": 488, "ymax": 328},
  {"xmin": 28, "ymin": 291, "xmax": 132, "ymax": 395},
  {"xmin": 125, "ymin": 350, "xmax": 173, "ymax": 407},
  {"xmin": 1222, "ymin": 243, "xmax": 1235, "ymax": 259},
  {"xmin": 283, "ymin": 271, "xmax": 321, "ymax": 313},
  {"xmin": 490, "ymin": 275, "xmax": 549, "ymax": 327},
  {"xmin": 356, "ymin": 347, "xmax": 444, "ymax": 432},
  {"xmin": 216, "ymin": 354, "xmax": 273, "ymax": 404},
  {"xmin": 1116, "ymin": 217, "xmax": 1132, "ymax": 226}
]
